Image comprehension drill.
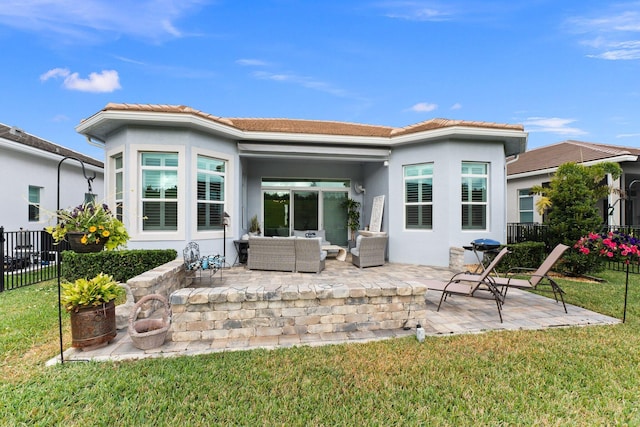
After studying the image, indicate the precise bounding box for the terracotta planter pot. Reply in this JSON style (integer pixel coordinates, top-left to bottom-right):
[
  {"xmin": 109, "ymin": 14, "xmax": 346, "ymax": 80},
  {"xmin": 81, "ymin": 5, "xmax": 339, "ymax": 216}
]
[
  {"xmin": 70, "ymin": 301, "xmax": 117, "ymax": 350},
  {"xmin": 66, "ymin": 232, "xmax": 107, "ymax": 253}
]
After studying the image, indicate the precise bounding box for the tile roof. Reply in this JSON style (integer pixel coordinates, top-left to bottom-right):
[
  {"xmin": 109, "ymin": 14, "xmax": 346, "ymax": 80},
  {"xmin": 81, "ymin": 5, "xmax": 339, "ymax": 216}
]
[
  {"xmin": 0, "ymin": 123, "xmax": 103, "ymax": 168},
  {"xmin": 98, "ymin": 103, "xmax": 523, "ymax": 138},
  {"xmin": 507, "ymin": 140, "xmax": 640, "ymax": 176}
]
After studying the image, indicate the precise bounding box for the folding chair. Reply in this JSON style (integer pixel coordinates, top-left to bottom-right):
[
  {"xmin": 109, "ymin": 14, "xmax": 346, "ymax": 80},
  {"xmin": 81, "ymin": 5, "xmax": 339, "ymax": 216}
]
[
  {"xmin": 492, "ymin": 243, "xmax": 570, "ymax": 313},
  {"xmin": 423, "ymin": 247, "xmax": 511, "ymax": 322}
]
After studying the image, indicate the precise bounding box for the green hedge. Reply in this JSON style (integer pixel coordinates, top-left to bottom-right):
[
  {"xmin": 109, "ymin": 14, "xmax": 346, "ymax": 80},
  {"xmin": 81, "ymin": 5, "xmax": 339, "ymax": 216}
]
[
  {"xmin": 493, "ymin": 242, "xmax": 547, "ymax": 273},
  {"xmin": 61, "ymin": 249, "xmax": 178, "ymax": 283}
]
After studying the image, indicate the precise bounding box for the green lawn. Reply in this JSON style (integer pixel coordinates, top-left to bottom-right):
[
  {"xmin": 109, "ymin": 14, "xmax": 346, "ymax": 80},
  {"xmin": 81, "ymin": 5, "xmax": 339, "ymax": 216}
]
[{"xmin": 1, "ymin": 271, "xmax": 639, "ymax": 425}]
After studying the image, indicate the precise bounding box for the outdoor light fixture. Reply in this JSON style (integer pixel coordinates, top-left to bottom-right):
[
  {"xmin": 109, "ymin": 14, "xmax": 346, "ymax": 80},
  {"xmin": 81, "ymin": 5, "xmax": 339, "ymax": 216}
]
[{"xmin": 222, "ymin": 212, "xmax": 230, "ymax": 263}]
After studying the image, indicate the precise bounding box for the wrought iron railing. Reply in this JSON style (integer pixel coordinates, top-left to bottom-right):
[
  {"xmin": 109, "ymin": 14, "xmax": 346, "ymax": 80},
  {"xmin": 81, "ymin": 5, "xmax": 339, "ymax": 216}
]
[
  {"xmin": 507, "ymin": 223, "xmax": 640, "ymax": 274},
  {"xmin": 506, "ymin": 223, "xmax": 549, "ymax": 244},
  {"xmin": 1, "ymin": 227, "xmax": 68, "ymax": 292}
]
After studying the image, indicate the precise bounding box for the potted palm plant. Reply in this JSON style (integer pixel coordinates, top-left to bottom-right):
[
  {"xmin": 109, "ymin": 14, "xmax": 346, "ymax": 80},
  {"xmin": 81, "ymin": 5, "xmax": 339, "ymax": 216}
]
[
  {"xmin": 249, "ymin": 214, "xmax": 261, "ymax": 236},
  {"xmin": 342, "ymin": 198, "xmax": 361, "ymax": 241},
  {"xmin": 46, "ymin": 202, "xmax": 129, "ymax": 252},
  {"xmin": 61, "ymin": 273, "xmax": 124, "ymax": 349}
]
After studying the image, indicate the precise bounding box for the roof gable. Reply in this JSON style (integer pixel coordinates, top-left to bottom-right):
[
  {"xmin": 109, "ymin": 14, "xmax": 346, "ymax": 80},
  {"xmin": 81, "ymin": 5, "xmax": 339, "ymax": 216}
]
[
  {"xmin": 0, "ymin": 123, "xmax": 103, "ymax": 168},
  {"xmin": 507, "ymin": 140, "xmax": 640, "ymax": 176}
]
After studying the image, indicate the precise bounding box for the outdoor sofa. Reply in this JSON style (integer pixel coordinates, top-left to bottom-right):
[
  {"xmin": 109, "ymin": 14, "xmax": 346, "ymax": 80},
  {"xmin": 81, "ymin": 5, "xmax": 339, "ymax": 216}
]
[{"xmin": 247, "ymin": 236, "xmax": 328, "ymax": 273}]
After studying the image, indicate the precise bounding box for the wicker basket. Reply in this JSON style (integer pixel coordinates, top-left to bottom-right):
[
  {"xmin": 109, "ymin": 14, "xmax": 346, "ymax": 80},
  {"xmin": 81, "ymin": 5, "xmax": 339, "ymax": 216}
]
[{"xmin": 128, "ymin": 294, "xmax": 171, "ymax": 350}]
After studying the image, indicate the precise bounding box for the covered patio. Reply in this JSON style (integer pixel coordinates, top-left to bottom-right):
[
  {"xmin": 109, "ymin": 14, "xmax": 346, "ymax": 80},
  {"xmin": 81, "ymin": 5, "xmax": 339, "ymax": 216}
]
[{"xmin": 53, "ymin": 257, "xmax": 619, "ymax": 364}]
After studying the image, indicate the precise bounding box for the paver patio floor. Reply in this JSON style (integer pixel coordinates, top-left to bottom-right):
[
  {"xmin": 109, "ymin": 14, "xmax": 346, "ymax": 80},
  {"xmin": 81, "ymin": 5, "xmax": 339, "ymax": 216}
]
[{"xmin": 49, "ymin": 257, "xmax": 620, "ymax": 364}]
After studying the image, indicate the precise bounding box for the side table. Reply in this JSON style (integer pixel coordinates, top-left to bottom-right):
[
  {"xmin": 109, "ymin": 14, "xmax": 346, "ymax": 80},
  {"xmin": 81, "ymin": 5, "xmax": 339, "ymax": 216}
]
[{"xmin": 233, "ymin": 240, "xmax": 249, "ymax": 265}]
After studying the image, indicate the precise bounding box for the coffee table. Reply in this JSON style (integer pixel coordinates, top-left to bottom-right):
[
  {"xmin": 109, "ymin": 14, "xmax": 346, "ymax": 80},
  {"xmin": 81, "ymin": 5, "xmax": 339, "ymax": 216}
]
[{"xmin": 322, "ymin": 245, "xmax": 347, "ymax": 261}]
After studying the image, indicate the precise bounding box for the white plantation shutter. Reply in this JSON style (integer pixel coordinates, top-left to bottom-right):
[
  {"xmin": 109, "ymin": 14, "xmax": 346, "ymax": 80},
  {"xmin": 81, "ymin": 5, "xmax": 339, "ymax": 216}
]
[
  {"xmin": 404, "ymin": 163, "xmax": 433, "ymax": 229},
  {"xmin": 461, "ymin": 162, "xmax": 488, "ymax": 230},
  {"xmin": 141, "ymin": 153, "xmax": 179, "ymax": 231},
  {"xmin": 197, "ymin": 156, "xmax": 226, "ymax": 230}
]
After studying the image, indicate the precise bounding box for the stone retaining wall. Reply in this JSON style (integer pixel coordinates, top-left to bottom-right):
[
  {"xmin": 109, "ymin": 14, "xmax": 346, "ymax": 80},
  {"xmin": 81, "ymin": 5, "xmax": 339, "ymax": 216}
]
[
  {"xmin": 126, "ymin": 259, "xmax": 187, "ymax": 317},
  {"xmin": 169, "ymin": 282, "xmax": 427, "ymax": 342}
]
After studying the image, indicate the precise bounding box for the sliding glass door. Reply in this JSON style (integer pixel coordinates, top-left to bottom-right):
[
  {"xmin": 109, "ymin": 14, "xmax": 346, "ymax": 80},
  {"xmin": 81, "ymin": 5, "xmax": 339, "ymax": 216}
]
[
  {"xmin": 261, "ymin": 179, "xmax": 350, "ymax": 246},
  {"xmin": 293, "ymin": 191, "xmax": 319, "ymax": 231},
  {"xmin": 263, "ymin": 191, "xmax": 290, "ymax": 237},
  {"xmin": 323, "ymin": 191, "xmax": 348, "ymax": 246}
]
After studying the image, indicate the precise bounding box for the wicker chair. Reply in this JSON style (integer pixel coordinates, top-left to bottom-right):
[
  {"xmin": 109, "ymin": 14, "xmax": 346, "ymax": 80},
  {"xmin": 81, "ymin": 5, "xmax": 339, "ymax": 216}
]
[
  {"xmin": 247, "ymin": 237, "xmax": 296, "ymax": 272},
  {"xmin": 295, "ymin": 238, "xmax": 327, "ymax": 273},
  {"xmin": 350, "ymin": 235, "xmax": 388, "ymax": 268}
]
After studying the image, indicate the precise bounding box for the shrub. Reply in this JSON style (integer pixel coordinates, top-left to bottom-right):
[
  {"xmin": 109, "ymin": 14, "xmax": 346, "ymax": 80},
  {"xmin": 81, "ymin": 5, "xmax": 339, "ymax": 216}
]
[
  {"xmin": 61, "ymin": 249, "xmax": 177, "ymax": 282},
  {"xmin": 493, "ymin": 242, "xmax": 547, "ymax": 273}
]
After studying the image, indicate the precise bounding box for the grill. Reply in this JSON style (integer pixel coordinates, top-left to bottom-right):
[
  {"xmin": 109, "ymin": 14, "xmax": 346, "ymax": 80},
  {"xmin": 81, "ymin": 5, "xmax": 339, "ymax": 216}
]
[
  {"xmin": 470, "ymin": 238, "xmax": 501, "ymax": 252},
  {"xmin": 463, "ymin": 239, "xmax": 502, "ymax": 273}
]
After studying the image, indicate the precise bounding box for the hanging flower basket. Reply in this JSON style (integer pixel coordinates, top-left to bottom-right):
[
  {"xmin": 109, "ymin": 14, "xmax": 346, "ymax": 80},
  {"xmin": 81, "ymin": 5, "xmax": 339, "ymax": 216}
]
[
  {"xmin": 128, "ymin": 294, "xmax": 171, "ymax": 350},
  {"xmin": 66, "ymin": 232, "xmax": 107, "ymax": 253}
]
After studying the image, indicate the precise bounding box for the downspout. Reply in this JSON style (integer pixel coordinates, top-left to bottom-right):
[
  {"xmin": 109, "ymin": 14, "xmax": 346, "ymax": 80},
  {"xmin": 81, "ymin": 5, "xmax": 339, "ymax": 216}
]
[
  {"xmin": 504, "ymin": 155, "xmax": 519, "ymax": 243},
  {"xmin": 85, "ymin": 135, "xmax": 106, "ymax": 149}
]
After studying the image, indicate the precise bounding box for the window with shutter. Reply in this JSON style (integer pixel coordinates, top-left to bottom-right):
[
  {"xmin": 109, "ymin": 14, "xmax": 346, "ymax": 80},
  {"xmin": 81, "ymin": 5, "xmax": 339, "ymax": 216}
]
[
  {"xmin": 461, "ymin": 162, "xmax": 488, "ymax": 230},
  {"xmin": 404, "ymin": 163, "xmax": 433, "ymax": 229},
  {"xmin": 196, "ymin": 155, "xmax": 226, "ymax": 231},
  {"xmin": 141, "ymin": 152, "xmax": 179, "ymax": 231}
]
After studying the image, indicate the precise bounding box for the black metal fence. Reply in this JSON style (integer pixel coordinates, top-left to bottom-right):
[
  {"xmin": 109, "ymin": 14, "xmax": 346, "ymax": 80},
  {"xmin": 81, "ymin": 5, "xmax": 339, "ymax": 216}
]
[
  {"xmin": 507, "ymin": 223, "xmax": 640, "ymax": 274},
  {"xmin": 506, "ymin": 223, "xmax": 550, "ymax": 244},
  {"xmin": 1, "ymin": 227, "xmax": 68, "ymax": 292}
]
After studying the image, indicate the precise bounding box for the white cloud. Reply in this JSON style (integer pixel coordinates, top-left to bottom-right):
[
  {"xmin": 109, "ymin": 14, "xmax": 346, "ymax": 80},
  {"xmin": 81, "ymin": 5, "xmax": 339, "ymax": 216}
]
[
  {"xmin": 589, "ymin": 49, "xmax": 640, "ymax": 60},
  {"xmin": 616, "ymin": 132, "xmax": 640, "ymax": 138},
  {"xmin": 40, "ymin": 68, "xmax": 70, "ymax": 81},
  {"xmin": 450, "ymin": 103, "xmax": 462, "ymax": 110},
  {"xmin": 375, "ymin": 2, "xmax": 454, "ymax": 21},
  {"xmin": 522, "ymin": 117, "xmax": 588, "ymax": 136},
  {"xmin": 567, "ymin": 6, "xmax": 640, "ymax": 60},
  {"xmin": 236, "ymin": 59, "xmax": 270, "ymax": 67},
  {"xmin": 40, "ymin": 68, "xmax": 121, "ymax": 93},
  {"xmin": 252, "ymin": 70, "xmax": 350, "ymax": 98},
  {"xmin": 0, "ymin": 0, "xmax": 207, "ymax": 43},
  {"xmin": 409, "ymin": 102, "xmax": 438, "ymax": 112}
]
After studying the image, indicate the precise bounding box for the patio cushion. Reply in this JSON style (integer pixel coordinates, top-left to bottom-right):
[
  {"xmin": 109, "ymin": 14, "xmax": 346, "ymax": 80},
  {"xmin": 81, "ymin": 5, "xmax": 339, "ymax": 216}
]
[{"xmin": 292, "ymin": 230, "xmax": 330, "ymax": 245}]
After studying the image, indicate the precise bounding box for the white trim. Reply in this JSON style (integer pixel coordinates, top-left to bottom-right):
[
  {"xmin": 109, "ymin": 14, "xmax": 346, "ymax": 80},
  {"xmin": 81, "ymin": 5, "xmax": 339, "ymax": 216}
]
[
  {"xmin": 402, "ymin": 162, "xmax": 434, "ymax": 231},
  {"xmin": 238, "ymin": 143, "xmax": 390, "ymax": 161},
  {"xmin": 77, "ymin": 110, "xmax": 528, "ymax": 150},
  {"xmin": 105, "ymin": 145, "xmax": 125, "ymax": 209},
  {"xmin": 461, "ymin": 161, "xmax": 490, "ymax": 231},
  {"xmin": 129, "ymin": 144, "xmax": 186, "ymax": 242},
  {"xmin": 190, "ymin": 148, "xmax": 234, "ymax": 239}
]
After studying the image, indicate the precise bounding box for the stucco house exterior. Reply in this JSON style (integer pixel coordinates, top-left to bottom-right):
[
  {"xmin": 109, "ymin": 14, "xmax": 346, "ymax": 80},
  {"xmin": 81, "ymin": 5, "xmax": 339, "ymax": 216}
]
[
  {"xmin": 0, "ymin": 123, "xmax": 104, "ymax": 232},
  {"xmin": 506, "ymin": 140, "xmax": 640, "ymax": 228},
  {"xmin": 76, "ymin": 103, "xmax": 527, "ymax": 267}
]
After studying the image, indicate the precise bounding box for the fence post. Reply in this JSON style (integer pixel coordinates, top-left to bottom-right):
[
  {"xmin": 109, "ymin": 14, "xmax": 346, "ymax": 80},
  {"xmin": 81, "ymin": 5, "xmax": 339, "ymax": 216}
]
[{"xmin": 1, "ymin": 226, "xmax": 5, "ymax": 292}]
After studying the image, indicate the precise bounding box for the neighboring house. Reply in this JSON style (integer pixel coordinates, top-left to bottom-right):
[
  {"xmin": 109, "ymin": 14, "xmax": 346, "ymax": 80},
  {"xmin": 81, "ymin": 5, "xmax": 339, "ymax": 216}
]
[
  {"xmin": 0, "ymin": 123, "xmax": 104, "ymax": 232},
  {"xmin": 76, "ymin": 103, "xmax": 527, "ymax": 267},
  {"xmin": 507, "ymin": 140, "xmax": 640, "ymax": 227}
]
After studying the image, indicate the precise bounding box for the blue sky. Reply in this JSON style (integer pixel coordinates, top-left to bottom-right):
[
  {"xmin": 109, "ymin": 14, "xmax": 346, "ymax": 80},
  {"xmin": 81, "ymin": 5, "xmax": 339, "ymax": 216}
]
[{"xmin": 1, "ymin": 0, "xmax": 639, "ymax": 160}]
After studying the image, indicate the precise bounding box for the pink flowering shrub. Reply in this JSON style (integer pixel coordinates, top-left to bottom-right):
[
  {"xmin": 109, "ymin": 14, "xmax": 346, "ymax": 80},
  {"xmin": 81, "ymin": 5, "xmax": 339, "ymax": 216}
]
[{"xmin": 575, "ymin": 231, "xmax": 640, "ymax": 264}]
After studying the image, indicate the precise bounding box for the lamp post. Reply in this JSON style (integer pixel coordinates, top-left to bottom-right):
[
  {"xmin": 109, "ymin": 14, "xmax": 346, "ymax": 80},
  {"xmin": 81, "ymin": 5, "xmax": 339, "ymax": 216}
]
[
  {"xmin": 56, "ymin": 156, "xmax": 96, "ymax": 364},
  {"xmin": 223, "ymin": 212, "xmax": 230, "ymax": 265}
]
